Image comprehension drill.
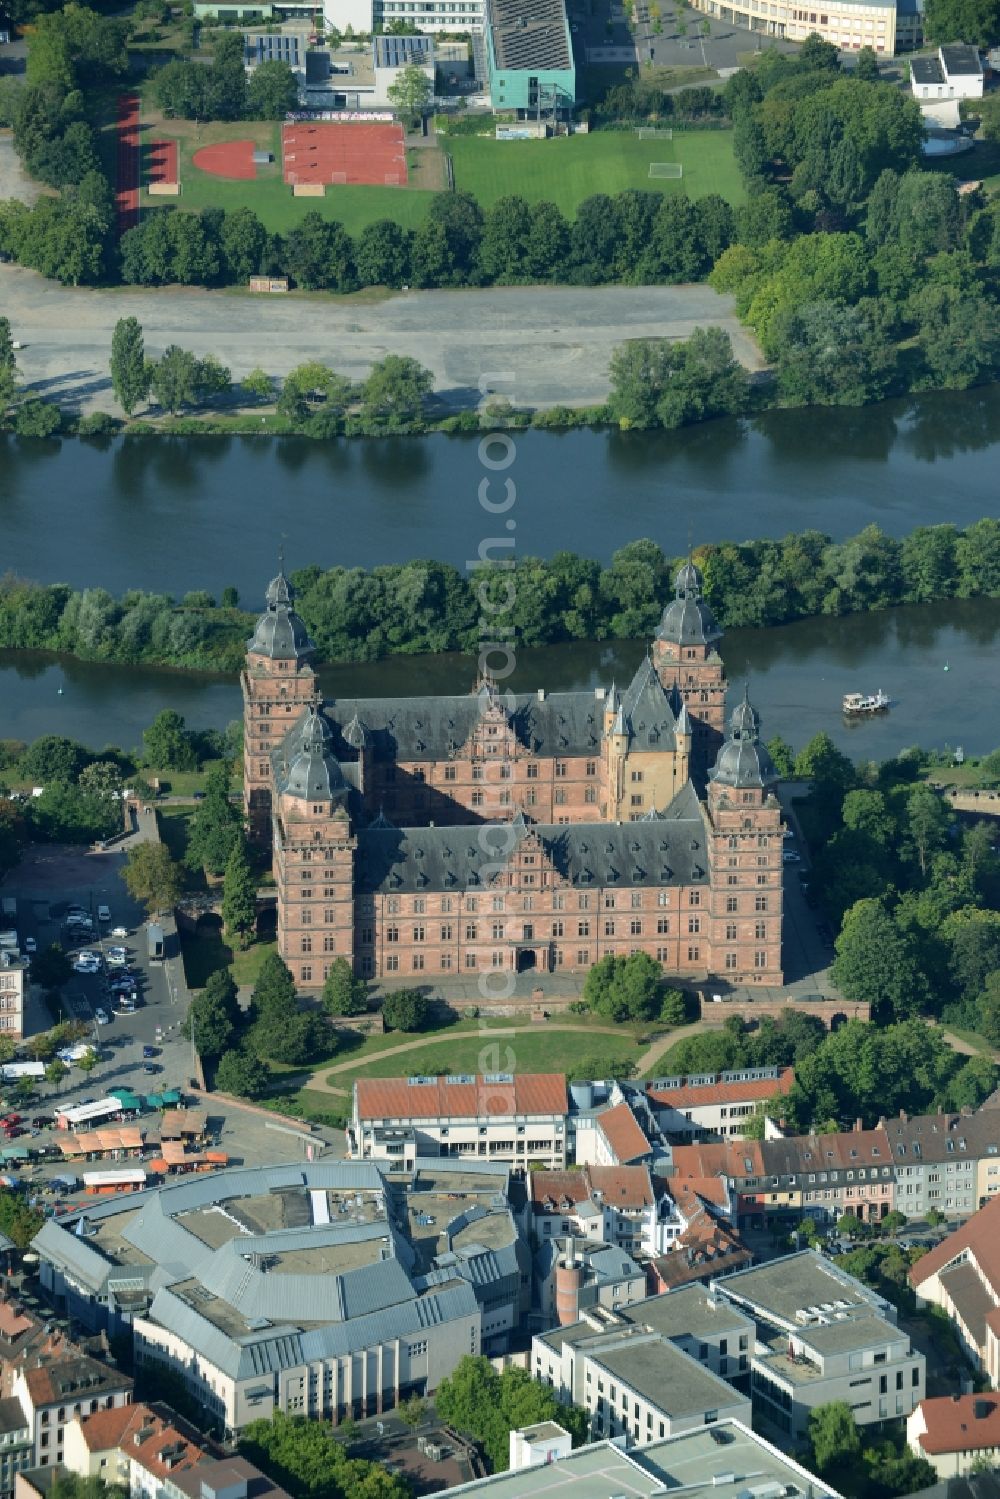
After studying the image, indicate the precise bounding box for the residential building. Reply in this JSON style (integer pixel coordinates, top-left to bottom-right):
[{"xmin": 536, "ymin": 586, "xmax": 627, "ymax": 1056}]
[
  {"xmin": 883, "ymin": 1111, "xmax": 995, "ymax": 1220},
  {"xmin": 647, "ymin": 1189, "xmax": 751, "ymax": 1293},
  {"xmin": 31, "ymin": 1160, "xmax": 525, "ymax": 1437},
  {"xmin": 63, "ymin": 1403, "xmax": 168, "ymax": 1485},
  {"xmin": 591, "ymin": 1101, "xmax": 655, "ymax": 1167},
  {"xmin": 534, "ymin": 1284, "xmax": 755, "ymax": 1442},
  {"xmin": 350, "ymin": 1074, "xmax": 569, "ymax": 1167},
  {"xmin": 759, "ymin": 1124, "xmax": 894, "ymax": 1225},
  {"xmin": 431, "ymin": 1420, "xmax": 844, "ymax": 1499},
  {"xmin": 909, "ymin": 1200, "xmax": 1000, "ymax": 1384},
  {"xmin": 534, "ymin": 1320, "xmax": 750, "ymax": 1443},
  {"xmin": 10, "ymin": 1353, "xmax": 132, "ymax": 1470},
  {"xmin": 908, "ymin": 1395, "xmax": 1000, "ymax": 1478},
  {"xmin": 242, "ymin": 562, "xmax": 784, "ymax": 989},
  {"xmin": 0, "ymin": 954, "xmax": 26, "ymax": 1044},
  {"xmin": 713, "ymin": 1251, "xmax": 925, "ymax": 1438},
  {"xmin": 0, "ymin": 1401, "xmax": 31, "ymax": 1499},
  {"xmin": 646, "ymin": 1066, "xmax": 795, "ymax": 1141},
  {"xmin": 527, "ymin": 1166, "xmax": 654, "ymax": 1254}
]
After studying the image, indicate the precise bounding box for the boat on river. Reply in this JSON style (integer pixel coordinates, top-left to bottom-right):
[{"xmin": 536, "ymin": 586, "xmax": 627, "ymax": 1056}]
[{"xmin": 842, "ymin": 689, "xmax": 891, "ymax": 716}]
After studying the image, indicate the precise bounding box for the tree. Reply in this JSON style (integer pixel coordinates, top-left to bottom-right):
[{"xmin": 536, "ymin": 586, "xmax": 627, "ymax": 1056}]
[
  {"xmin": 149, "ymin": 345, "xmax": 200, "ymax": 415},
  {"xmin": 354, "ymin": 219, "xmax": 412, "ymax": 289},
  {"xmin": 110, "ymin": 316, "xmax": 148, "ymax": 416},
  {"xmin": 0, "ymin": 316, "xmax": 18, "ymax": 415},
  {"xmin": 608, "ymin": 330, "xmax": 749, "ymax": 430},
  {"xmin": 215, "ymin": 1047, "xmax": 270, "ymax": 1098},
  {"xmin": 123, "ymin": 842, "xmax": 182, "ymax": 916},
  {"xmin": 855, "ymin": 45, "xmax": 879, "ymax": 80},
  {"xmin": 247, "ymin": 61, "xmax": 299, "ymax": 120},
  {"xmin": 808, "ymin": 1401, "xmax": 862, "ymax": 1476},
  {"xmin": 924, "ymin": 0, "xmax": 1000, "ymax": 45},
  {"xmin": 386, "ymin": 62, "xmax": 431, "ymax": 124},
  {"xmin": 381, "ymin": 988, "xmax": 430, "ymax": 1032},
  {"xmin": 322, "ymin": 957, "xmax": 367, "ymax": 1017},
  {"xmin": 660, "ymin": 986, "xmax": 688, "ymax": 1026},
  {"xmin": 774, "ymin": 300, "xmax": 894, "ymax": 408},
  {"xmin": 831, "ymin": 899, "xmax": 930, "ymax": 1021},
  {"xmin": 904, "ymin": 784, "xmax": 951, "ymax": 878},
  {"xmin": 240, "ymin": 1411, "xmax": 410, "ymax": 1499},
  {"xmin": 0, "ymin": 1189, "xmax": 43, "ymax": 1249},
  {"xmin": 143, "ymin": 709, "xmax": 197, "ymax": 771},
  {"xmin": 250, "ymin": 953, "xmax": 296, "ymax": 1025},
  {"xmin": 185, "ymin": 968, "xmax": 240, "ymax": 1059},
  {"xmin": 20, "ymin": 735, "xmax": 87, "ymax": 785},
  {"xmin": 241, "ymin": 368, "xmax": 273, "ymax": 402},
  {"xmin": 881, "ymin": 1209, "xmax": 907, "ymax": 1237},
  {"xmin": 186, "ymin": 765, "xmax": 240, "ymax": 875},
  {"xmin": 14, "ymin": 399, "xmax": 62, "ymax": 438},
  {"xmin": 77, "ymin": 1049, "xmax": 99, "ymax": 1078},
  {"xmin": 435, "ymin": 1356, "xmax": 589, "ymax": 1473},
  {"xmin": 221, "ymin": 208, "xmax": 268, "ymax": 285},
  {"xmin": 361, "ymin": 355, "xmax": 433, "ymax": 425},
  {"xmin": 584, "ymin": 952, "xmax": 665, "ymax": 1022},
  {"xmin": 44, "ymin": 1058, "xmax": 68, "ymax": 1091},
  {"xmin": 222, "ymin": 836, "xmax": 257, "ymax": 949},
  {"xmin": 30, "ymin": 944, "xmax": 71, "ymax": 991}
]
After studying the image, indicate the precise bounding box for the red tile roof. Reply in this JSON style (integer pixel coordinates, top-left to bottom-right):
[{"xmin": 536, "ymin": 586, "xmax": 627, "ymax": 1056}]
[
  {"xmin": 670, "ymin": 1140, "xmax": 764, "ymax": 1181},
  {"xmin": 77, "ymin": 1403, "xmax": 153, "ymax": 1453},
  {"xmin": 530, "ymin": 1170, "xmax": 590, "ymax": 1210},
  {"xmin": 596, "ymin": 1102, "xmax": 651, "ymax": 1164},
  {"xmin": 530, "ymin": 1165, "xmax": 653, "ymax": 1212},
  {"xmin": 355, "ymin": 1073, "xmax": 567, "ymax": 1122},
  {"xmin": 915, "ymin": 1395, "xmax": 1000, "ymax": 1455},
  {"xmin": 588, "ymin": 1166, "xmax": 653, "ymax": 1208},
  {"xmin": 910, "ymin": 1198, "xmax": 1000, "ymax": 1295},
  {"xmin": 647, "ymin": 1068, "xmax": 795, "ymax": 1111}
]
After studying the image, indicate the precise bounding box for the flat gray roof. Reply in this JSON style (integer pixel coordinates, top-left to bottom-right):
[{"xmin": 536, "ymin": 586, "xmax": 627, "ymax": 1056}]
[
  {"xmin": 487, "ymin": 0, "xmax": 572, "ymax": 72},
  {"xmin": 715, "ymin": 1251, "xmax": 878, "ymax": 1325},
  {"xmin": 434, "ymin": 1420, "xmax": 845, "ymax": 1499},
  {"xmin": 595, "ymin": 1338, "xmax": 743, "ymax": 1419},
  {"xmin": 625, "ymin": 1286, "xmax": 752, "ymax": 1340}
]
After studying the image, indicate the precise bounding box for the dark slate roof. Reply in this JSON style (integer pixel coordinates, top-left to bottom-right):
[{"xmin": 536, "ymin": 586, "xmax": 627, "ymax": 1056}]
[
  {"xmin": 249, "ymin": 571, "xmax": 315, "ymax": 663},
  {"xmin": 273, "ymin": 707, "xmax": 349, "ymax": 803},
  {"xmin": 656, "ymin": 561, "xmax": 722, "ymax": 648},
  {"xmin": 355, "ymin": 796, "xmax": 709, "ymax": 894},
  {"xmin": 326, "ymin": 686, "xmax": 612, "ymax": 763},
  {"xmin": 709, "ymin": 692, "xmax": 776, "ymax": 791},
  {"xmin": 620, "ymin": 657, "xmax": 678, "ymax": 751}
]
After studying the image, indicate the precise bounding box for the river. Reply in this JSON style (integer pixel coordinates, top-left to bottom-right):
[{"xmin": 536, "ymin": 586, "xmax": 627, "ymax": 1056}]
[
  {"xmin": 4, "ymin": 384, "xmax": 1000, "ymax": 596},
  {"xmin": 3, "ymin": 388, "xmax": 1000, "ymax": 759},
  {"xmin": 1, "ymin": 598, "xmax": 995, "ymax": 759}
]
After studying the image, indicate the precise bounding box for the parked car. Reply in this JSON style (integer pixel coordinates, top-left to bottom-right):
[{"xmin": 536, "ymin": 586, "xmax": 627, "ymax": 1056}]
[
  {"xmin": 31, "ymin": 1117, "xmax": 52, "ymax": 1130},
  {"xmin": 142, "ymin": 1046, "xmax": 158, "ymax": 1059},
  {"xmin": 142, "ymin": 1063, "xmax": 161, "ymax": 1075},
  {"xmin": 106, "ymin": 946, "xmax": 128, "ymax": 961},
  {"xmin": 94, "ymin": 1008, "xmax": 110, "ymax": 1025},
  {"xmin": 110, "ymin": 926, "xmax": 129, "ymax": 939},
  {"xmin": 97, "ymin": 905, "xmax": 111, "ymax": 924},
  {"xmin": 66, "ymin": 906, "xmax": 87, "ymax": 919},
  {"xmin": 23, "ymin": 937, "xmax": 36, "ymax": 954},
  {"xmin": 782, "ymin": 850, "xmax": 802, "ymax": 864}
]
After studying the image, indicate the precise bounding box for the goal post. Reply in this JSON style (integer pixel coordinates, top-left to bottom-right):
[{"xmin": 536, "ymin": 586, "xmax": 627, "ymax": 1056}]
[
  {"xmin": 637, "ymin": 126, "xmax": 673, "ymax": 139},
  {"xmin": 649, "ymin": 161, "xmax": 683, "ymax": 178}
]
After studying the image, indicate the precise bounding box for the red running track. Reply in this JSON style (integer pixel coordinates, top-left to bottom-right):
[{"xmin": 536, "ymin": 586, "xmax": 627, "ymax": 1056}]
[{"xmin": 116, "ymin": 93, "xmax": 140, "ymax": 237}]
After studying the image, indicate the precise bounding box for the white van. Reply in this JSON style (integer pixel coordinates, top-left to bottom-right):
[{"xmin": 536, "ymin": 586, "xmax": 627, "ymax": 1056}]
[{"xmin": 97, "ymin": 905, "xmax": 111, "ymax": 924}]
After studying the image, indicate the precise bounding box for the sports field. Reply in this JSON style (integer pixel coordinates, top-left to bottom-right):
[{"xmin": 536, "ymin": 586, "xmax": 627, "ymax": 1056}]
[
  {"xmin": 139, "ymin": 116, "xmax": 439, "ymax": 235},
  {"xmin": 447, "ymin": 130, "xmax": 744, "ymax": 212}
]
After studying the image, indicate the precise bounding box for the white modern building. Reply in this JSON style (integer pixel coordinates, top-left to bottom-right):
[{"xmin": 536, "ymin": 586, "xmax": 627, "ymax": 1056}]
[
  {"xmin": 686, "ymin": 0, "xmax": 919, "ymax": 55},
  {"xmin": 646, "ymin": 1066, "xmax": 795, "ymax": 1141},
  {"xmin": 350, "ymin": 1073, "xmax": 569, "ymax": 1167},
  {"xmin": 713, "ymin": 1251, "xmax": 926, "ymax": 1439}
]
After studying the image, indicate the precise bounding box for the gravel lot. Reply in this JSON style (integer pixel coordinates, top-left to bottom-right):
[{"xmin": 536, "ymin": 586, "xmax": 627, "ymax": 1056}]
[
  {"xmin": 0, "ymin": 264, "xmax": 763, "ymax": 414},
  {"xmin": 0, "ymin": 133, "xmax": 41, "ymax": 207}
]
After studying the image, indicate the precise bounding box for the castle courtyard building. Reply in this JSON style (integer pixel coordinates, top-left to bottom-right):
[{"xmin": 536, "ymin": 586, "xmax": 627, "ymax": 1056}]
[{"xmin": 242, "ymin": 563, "xmax": 784, "ymax": 989}]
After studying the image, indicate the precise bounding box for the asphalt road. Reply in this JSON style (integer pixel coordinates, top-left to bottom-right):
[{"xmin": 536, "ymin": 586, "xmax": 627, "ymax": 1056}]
[{"xmin": 0, "ymin": 266, "xmax": 764, "ymax": 415}]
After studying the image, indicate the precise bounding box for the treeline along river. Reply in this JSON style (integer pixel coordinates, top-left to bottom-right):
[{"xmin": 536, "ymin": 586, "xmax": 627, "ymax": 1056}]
[{"xmin": 2, "ymin": 386, "xmax": 1000, "ymax": 757}]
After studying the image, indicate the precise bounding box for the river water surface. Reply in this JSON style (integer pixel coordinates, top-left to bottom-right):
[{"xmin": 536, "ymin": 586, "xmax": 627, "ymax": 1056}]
[{"xmin": 3, "ymin": 387, "xmax": 1000, "ymax": 758}]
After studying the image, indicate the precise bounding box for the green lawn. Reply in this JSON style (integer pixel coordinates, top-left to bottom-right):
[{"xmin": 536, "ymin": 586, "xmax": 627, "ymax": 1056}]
[
  {"xmin": 446, "ymin": 129, "xmax": 744, "ymax": 213},
  {"xmin": 322, "ymin": 1024, "xmax": 642, "ymax": 1088}
]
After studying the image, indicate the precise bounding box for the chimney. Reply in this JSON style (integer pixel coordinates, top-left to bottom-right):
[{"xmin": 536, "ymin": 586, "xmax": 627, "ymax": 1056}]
[
  {"xmin": 899, "ymin": 1110, "xmax": 907, "ymax": 1121},
  {"xmin": 855, "ymin": 1119, "xmax": 863, "ymax": 1133}
]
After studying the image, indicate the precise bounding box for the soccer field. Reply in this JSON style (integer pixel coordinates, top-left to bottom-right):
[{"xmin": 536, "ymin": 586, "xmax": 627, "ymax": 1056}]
[{"xmin": 447, "ymin": 130, "xmax": 744, "ymax": 213}]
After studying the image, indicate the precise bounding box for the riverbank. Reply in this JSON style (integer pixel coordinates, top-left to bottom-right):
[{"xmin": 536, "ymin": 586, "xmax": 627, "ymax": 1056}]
[{"xmin": 1, "ymin": 266, "xmax": 763, "ymax": 418}]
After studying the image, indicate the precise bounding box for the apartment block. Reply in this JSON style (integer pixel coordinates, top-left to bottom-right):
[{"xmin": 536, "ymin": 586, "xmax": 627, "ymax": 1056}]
[
  {"xmin": 646, "ymin": 1067, "xmax": 795, "ymax": 1141},
  {"xmin": 350, "ymin": 1074, "xmax": 569, "ymax": 1167},
  {"xmin": 713, "ymin": 1251, "xmax": 925, "ymax": 1439}
]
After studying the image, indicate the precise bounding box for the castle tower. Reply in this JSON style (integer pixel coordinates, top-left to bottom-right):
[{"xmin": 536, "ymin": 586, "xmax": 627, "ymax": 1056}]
[
  {"xmin": 242, "ymin": 567, "xmax": 320, "ymax": 844},
  {"xmin": 705, "ymin": 689, "xmax": 783, "ymax": 985},
  {"xmin": 272, "ymin": 706, "xmax": 356, "ymax": 989},
  {"xmin": 652, "ymin": 559, "xmax": 726, "ymax": 779}
]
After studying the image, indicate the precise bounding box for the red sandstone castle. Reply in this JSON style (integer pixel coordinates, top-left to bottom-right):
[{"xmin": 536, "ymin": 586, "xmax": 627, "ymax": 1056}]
[{"xmin": 242, "ymin": 563, "xmax": 784, "ymax": 990}]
